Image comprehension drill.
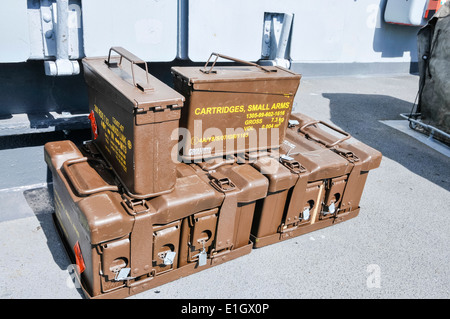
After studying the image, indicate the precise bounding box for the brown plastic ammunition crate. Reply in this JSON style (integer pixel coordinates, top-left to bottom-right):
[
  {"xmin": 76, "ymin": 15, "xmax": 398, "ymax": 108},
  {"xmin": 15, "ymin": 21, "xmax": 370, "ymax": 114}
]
[
  {"xmin": 45, "ymin": 140, "xmax": 267, "ymax": 299},
  {"xmin": 186, "ymin": 160, "xmax": 269, "ymax": 260},
  {"xmin": 82, "ymin": 47, "xmax": 184, "ymax": 199},
  {"xmin": 171, "ymin": 53, "xmax": 301, "ymax": 161},
  {"xmin": 247, "ymin": 141, "xmax": 351, "ymax": 247},
  {"xmin": 248, "ymin": 115, "xmax": 381, "ymax": 248},
  {"xmin": 288, "ymin": 113, "xmax": 382, "ymax": 213}
]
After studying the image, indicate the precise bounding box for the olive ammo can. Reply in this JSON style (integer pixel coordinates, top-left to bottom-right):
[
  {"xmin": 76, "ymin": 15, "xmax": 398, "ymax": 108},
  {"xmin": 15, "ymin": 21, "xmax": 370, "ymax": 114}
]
[
  {"xmin": 82, "ymin": 47, "xmax": 185, "ymax": 199},
  {"xmin": 171, "ymin": 53, "xmax": 301, "ymax": 161}
]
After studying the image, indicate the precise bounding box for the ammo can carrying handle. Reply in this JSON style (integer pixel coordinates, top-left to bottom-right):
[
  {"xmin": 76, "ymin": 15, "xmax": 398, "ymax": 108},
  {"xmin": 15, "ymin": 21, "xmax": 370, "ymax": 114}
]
[
  {"xmin": 299, "ymin": 120, "xmax": 351, "ymax": 148},
  {"xmin": 105, "ymin": 46, "xmax": 153, "ymax": 92},
  {"xmin": 62, "ymin": 157, "xmax": 119, "ymax": 196},
  {"xmin": 200, "ymin": 52, "xmax": 277, "ymax": 74}
]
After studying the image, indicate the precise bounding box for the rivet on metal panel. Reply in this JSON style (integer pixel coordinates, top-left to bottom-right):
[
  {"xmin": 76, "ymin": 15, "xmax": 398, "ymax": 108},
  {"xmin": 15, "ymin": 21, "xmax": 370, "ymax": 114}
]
[{"xmin": 39, "ymin": 0, "xmax": 56, "ymax": 58}]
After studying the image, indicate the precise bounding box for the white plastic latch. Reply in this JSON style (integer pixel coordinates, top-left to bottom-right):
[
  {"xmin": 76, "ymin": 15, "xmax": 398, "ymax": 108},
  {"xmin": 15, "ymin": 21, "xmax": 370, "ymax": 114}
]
[
  {"xmin": 328, "ymin": 202, "xmax": 336, "ymax": 214},
  {"xmin": 302, "ymin": 207, "xmax": 310, "ymax": 220},
  {"xmin": 163, "ymin": 251, "xmax": 177, "ymax": 265},
  {"xmin": 114, "ymin": 268, "xmax": 131, "ymax": 281}
]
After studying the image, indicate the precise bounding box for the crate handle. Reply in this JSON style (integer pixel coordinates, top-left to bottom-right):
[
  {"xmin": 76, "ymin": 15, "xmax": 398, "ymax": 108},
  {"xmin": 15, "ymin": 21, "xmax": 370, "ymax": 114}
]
[
  {"xmin": 299, "ymin": 120, "xmax": 351, "ymax": 148},
  {"xmin": 196, "ymin": 156, "xmax": 236, "ymax": 171},
  {"xmin": 62, "ymin": 157, "xmax": 119, "ymax": 196},
  {"xmin": 105, "ymin": 46, "xmax": 153, "ymax": 92},
  {"xmin": 200, "ymin": 52, "xmax": 277, "ymax": 74}
]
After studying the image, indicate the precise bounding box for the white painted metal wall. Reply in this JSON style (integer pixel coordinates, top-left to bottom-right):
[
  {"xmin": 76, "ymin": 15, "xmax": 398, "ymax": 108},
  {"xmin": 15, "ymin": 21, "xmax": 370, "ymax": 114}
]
[
  {"xmin": 81, "ymin": 0, "xmax": 178, "ymax": 62},
  {"xmin": 187, "ymin": 0, "xmax": 424, "ymax": 64},
  {"xmin": 0, "ymin": 1, "xmax": 30, "ymax": 62},
  {"xmin": 0, "ymin": 0, "xmax": 430, "ymax": 67}
]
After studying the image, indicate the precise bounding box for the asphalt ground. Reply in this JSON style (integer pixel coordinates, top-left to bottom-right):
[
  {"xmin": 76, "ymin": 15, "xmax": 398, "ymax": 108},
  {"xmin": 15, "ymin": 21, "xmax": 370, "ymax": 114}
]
[{"xmin": 0, "ymin": 73, "xmax": 448, "ymax": 300}]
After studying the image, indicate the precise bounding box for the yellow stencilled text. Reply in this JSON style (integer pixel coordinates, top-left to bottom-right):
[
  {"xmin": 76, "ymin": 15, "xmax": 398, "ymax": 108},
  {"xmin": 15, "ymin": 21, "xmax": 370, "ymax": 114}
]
[{"xmin": 94, "ymin": 104, "xmax": 129, "ymax": 173}]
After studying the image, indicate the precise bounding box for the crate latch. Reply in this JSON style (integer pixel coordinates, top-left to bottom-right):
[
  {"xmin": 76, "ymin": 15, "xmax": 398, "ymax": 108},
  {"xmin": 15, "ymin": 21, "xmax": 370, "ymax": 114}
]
[
  {"xmin": 333, "ymin": 148, "xmax": 360, "ymax": 163},
  {"xmin": 191, "ymin": 241, "xmax": 208, "ymax": 267},
  {"xmin": 121, "ymin": 195, "xmax": 151, "ymax": 215},
  {"xmin": 287, "ymin": 119, "xmax": 299, "ymax": 128},
  {"xmin": 209, "ymin": 173, "xmax": 236, "ymax": 193},
  {"xmin": 207, "ymin": 172, "xmax": 238, "ymax": 253},
  {"xmin": 279, "ymin": 155, "xmax": 307, "ymax": 174}
]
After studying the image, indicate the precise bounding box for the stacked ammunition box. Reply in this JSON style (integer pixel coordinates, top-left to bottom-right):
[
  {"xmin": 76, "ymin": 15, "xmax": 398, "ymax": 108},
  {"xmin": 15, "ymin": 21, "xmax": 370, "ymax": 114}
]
[{"xmin": 46, "ymin": 48, "xmax": 381, "ymax": 298}]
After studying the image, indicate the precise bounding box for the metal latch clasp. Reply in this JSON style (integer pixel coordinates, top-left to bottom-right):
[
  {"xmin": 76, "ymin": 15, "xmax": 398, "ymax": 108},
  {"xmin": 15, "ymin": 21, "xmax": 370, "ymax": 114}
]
[
  {"xmin": 158, "ymin": 251, "xmax": 177, "ymax": 266},
  {"xmin": 279, "ymin": 155, "xmax": 306, "ymax": 174},
  {"xmin": 209, "ymin": 174, "xmax": 236, "ymax": 193},
  {"xmin": 333, "ymin": 148, "xmax": 360, "ymax": 163},
  {"xmin": 121, "ymin": 196, "xmax": 151, "ymax": 215},
  {"xmin": 192, "ymin": 240, "xmax": 208, "ymax": 267},
  {"xmin": 113, "ymin": 267, "xmax": 134, "ymax": 281},
  {"xmin": 288, "ymin": 119, "xmax": 299, "ymax": 128}
]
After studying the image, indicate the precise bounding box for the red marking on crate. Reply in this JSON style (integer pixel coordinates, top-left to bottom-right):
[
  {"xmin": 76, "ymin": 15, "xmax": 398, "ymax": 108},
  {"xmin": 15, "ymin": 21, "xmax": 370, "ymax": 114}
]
[
  {"xmin": 88, "ymin": 110, "xmax": 98, "ymax": 140},
  {"xmin": 73, "ymin": 241, "xmax": 86, "ymax": 274}
]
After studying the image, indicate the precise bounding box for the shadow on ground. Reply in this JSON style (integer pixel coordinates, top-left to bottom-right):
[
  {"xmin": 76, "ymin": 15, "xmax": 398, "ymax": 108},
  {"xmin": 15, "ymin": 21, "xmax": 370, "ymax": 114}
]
[
  {"xmin": 22, "ymin": 183, "xmax": 85, "ymax": 298},
  {"xmin": 323, "ymin": 93, "xmax": 450, "ymax": 191},
  {"xmin": 0, "ymin": 128, "xmax": 91, "ymax": 151}
]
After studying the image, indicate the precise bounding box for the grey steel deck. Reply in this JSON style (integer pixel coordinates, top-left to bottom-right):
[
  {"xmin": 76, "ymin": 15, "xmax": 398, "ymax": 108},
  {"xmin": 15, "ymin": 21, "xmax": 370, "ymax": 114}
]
[{"xmin": 1, "ymin": 74, "xmax": 448, "ymax": 299}]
